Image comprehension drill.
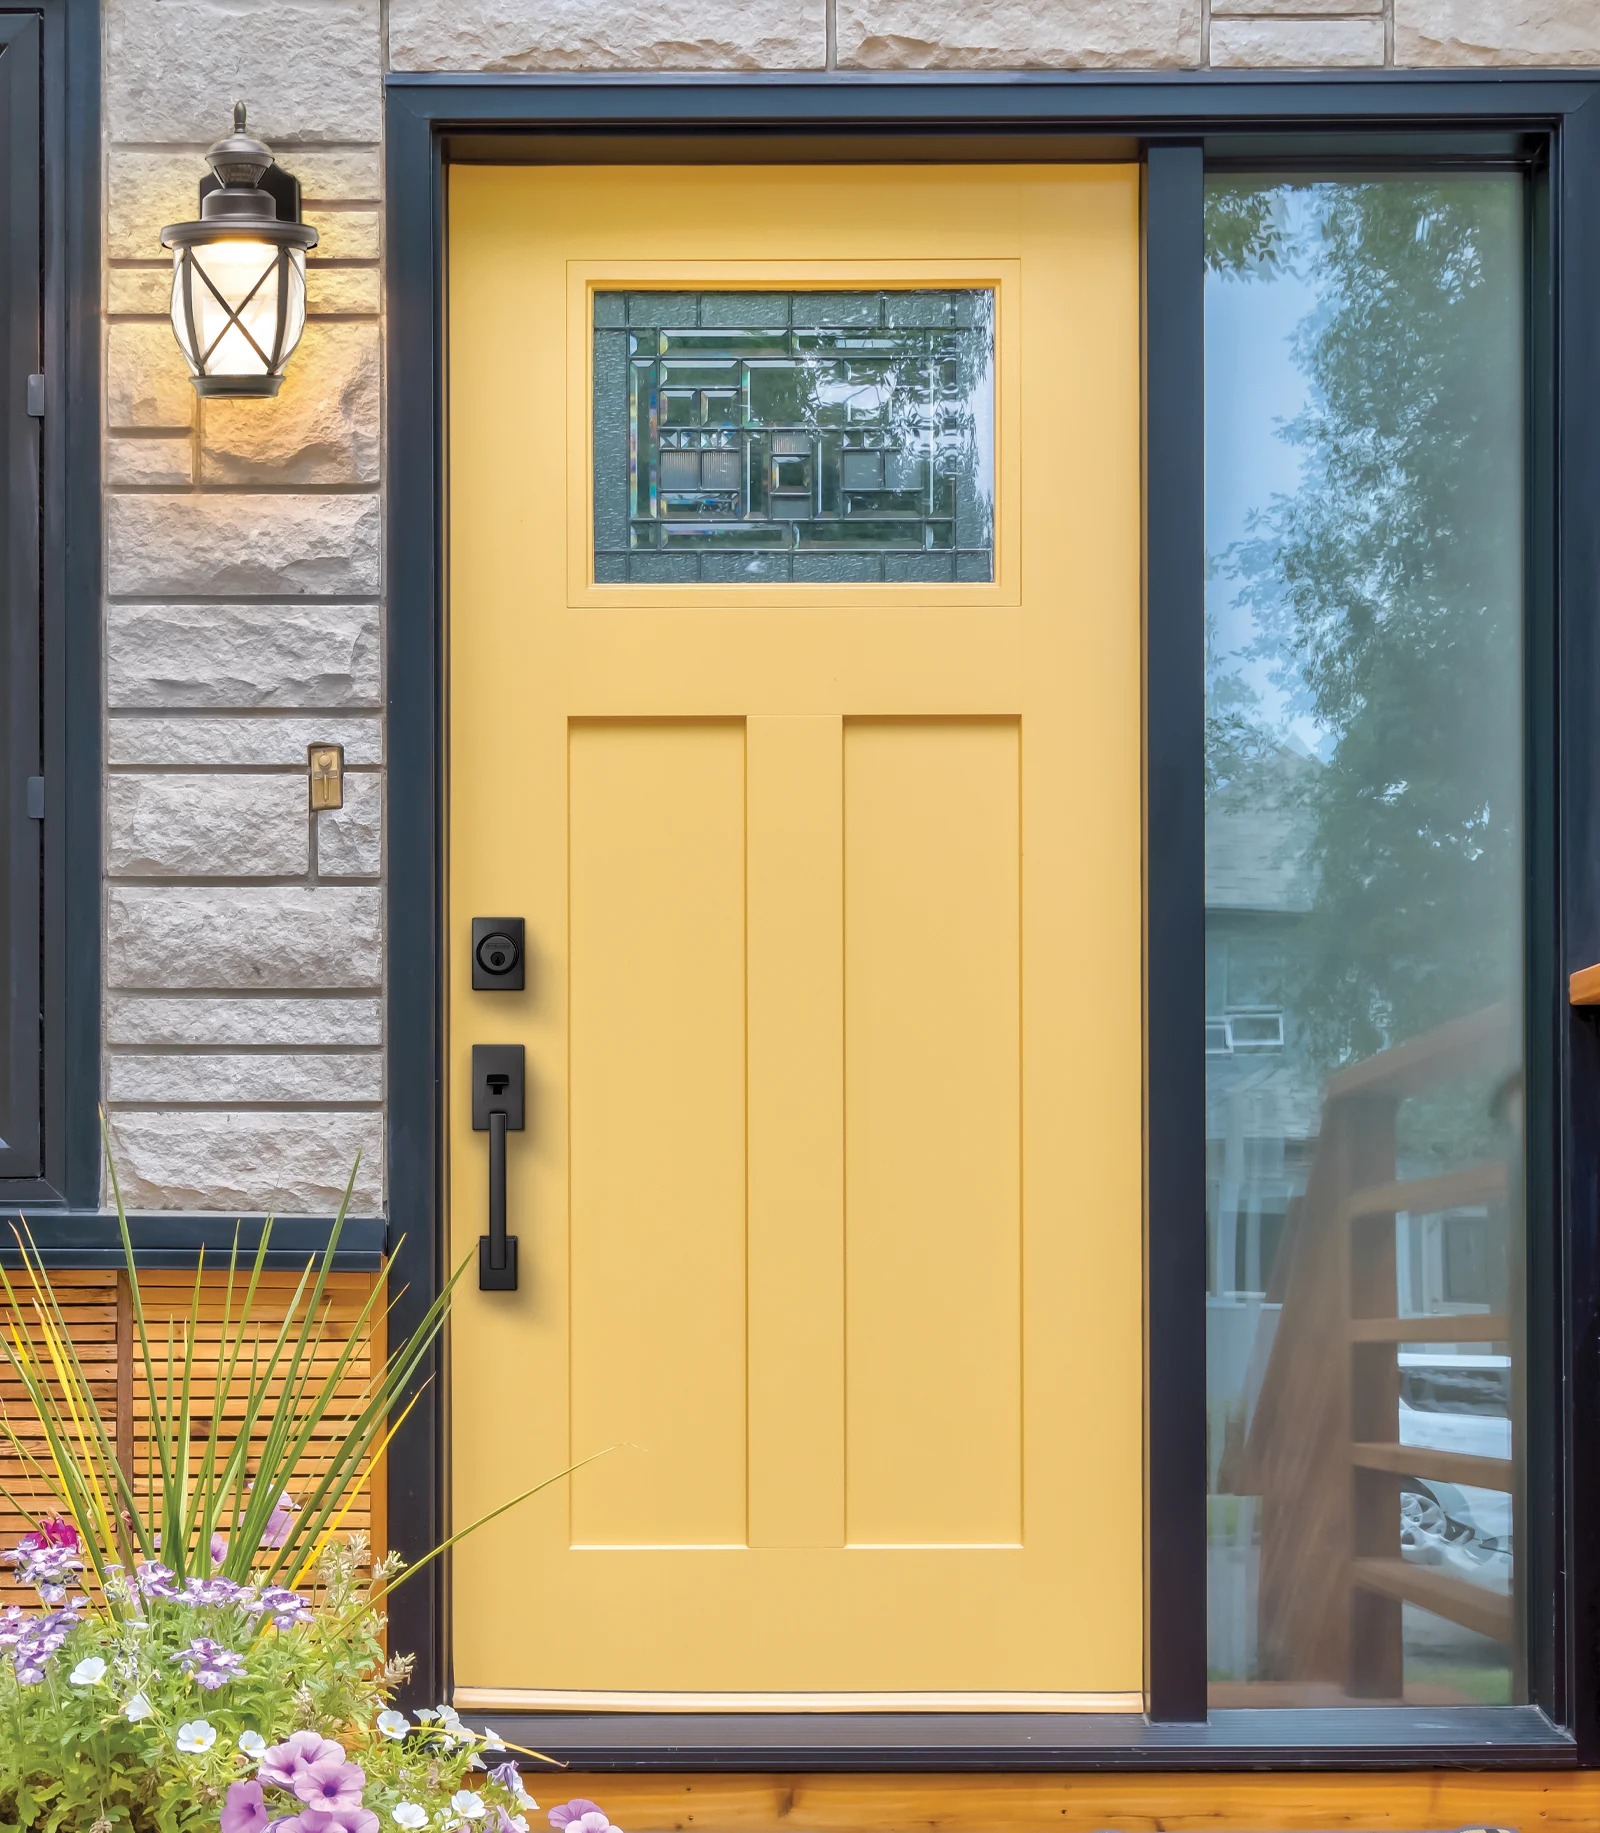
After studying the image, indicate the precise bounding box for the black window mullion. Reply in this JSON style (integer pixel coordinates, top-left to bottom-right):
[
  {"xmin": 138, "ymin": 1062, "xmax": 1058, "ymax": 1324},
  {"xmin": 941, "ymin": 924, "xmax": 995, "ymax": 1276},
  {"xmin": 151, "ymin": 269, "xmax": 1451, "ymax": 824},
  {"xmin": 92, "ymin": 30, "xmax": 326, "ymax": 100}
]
[
  {"xmin": 1144, "ymin": 139, "xmax": 1209, "ymax": 1727},
  {"xmin": 1556, "ymin": 93, "xmax": 1600, "ymax": 1764}
]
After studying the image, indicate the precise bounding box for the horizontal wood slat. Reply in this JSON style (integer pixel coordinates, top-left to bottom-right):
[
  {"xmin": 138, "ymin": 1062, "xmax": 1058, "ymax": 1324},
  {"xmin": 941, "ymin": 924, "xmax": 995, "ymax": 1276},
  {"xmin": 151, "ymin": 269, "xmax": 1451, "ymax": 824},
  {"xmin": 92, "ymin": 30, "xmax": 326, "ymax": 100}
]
[
  {"xmin": 554, "ymin": 1770, "xmax": 1596, "ymax": 1831},
  {"xmin": 1339, "ymin": 1162, "xmax": 1508, "ymax": 1228},
  {"xmin": 1351, "ymin": 1441, "xmax": 1513, "ymax": 1491},
  {"xmin": 1322, "ymin": 1001, "xmax": 1515, "ymax": 1101},
  {"xmin": 1569, "ymin": 962, "xmax": 1600, "ymax": 1005},
  {"xmin": 0, "ymin": 1268, "xmax": 383, "ymax": 1591},
  {"xmin": 1349, "ymin": 1554, "xmax": 1513, "ymax": 1642},
  {"xmin": 1349, "ymin": 1312, "xmax": 1509, "ymax": 1343}
]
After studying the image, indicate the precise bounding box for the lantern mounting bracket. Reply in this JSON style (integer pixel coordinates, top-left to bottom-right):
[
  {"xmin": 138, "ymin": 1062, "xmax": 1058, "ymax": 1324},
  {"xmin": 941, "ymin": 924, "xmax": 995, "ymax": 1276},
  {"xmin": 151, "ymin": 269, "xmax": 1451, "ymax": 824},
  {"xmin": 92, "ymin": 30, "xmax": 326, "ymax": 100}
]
[{"xmin": 199, "ymin": 162, "xmax": 303, "ymax": 228}]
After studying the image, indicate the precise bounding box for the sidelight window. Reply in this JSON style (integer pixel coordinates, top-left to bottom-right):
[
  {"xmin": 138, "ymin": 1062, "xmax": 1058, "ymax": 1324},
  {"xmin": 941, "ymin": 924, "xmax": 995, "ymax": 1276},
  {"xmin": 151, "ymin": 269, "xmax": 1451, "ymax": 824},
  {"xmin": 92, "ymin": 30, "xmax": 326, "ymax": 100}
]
[{"xmin": 1203, "ymin": 174, "xmax": 1527, "ymax": 1707}]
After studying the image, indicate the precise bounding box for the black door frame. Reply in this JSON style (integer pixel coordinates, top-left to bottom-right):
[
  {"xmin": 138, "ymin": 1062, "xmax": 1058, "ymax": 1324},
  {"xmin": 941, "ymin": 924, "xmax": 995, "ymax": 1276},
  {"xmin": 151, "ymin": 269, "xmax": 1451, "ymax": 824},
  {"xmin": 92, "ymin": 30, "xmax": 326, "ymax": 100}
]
[{"xmin": 384, "ymin": 69, "xmax": 1600, "ymax": 1767}]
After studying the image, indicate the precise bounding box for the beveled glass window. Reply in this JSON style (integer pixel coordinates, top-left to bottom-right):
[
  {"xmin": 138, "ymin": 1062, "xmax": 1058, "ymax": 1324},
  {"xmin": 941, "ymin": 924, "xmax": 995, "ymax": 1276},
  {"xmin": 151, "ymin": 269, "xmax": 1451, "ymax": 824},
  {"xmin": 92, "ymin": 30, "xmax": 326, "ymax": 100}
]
[
  {"xmin": 1204, "ymin": 175, "xmax": 1526, "ymax": 1706},
  {"xmin": 593, "ymin": 290, "xmax": 995, "ymax": 583}
]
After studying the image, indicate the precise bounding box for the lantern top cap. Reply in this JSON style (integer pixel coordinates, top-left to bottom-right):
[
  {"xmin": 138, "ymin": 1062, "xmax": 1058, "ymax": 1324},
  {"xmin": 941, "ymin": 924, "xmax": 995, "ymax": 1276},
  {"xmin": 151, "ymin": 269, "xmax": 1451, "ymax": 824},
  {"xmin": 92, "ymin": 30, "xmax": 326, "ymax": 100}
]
[{"xmin": 205, "ymin": 101, "xmax": 275, "ymax": 192}]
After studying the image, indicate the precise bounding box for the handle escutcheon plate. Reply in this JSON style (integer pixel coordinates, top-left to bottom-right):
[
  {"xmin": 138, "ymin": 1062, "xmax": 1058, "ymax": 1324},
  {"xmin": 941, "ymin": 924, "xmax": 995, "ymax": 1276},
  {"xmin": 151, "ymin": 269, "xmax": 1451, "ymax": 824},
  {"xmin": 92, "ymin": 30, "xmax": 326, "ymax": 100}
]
[{"xmin": 472, "ymin": 1043, "xmax": 525, "ymax": 1291}]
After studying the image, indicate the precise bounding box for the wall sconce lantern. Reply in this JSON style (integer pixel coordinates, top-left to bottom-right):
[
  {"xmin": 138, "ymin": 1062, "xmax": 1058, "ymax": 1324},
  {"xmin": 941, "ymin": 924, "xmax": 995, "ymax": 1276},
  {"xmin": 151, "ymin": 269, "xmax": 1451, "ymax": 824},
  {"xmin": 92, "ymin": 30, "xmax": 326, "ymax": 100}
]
[{"xmin": 161, "ymin": 103, "xmax": 318, "ymax": 398}]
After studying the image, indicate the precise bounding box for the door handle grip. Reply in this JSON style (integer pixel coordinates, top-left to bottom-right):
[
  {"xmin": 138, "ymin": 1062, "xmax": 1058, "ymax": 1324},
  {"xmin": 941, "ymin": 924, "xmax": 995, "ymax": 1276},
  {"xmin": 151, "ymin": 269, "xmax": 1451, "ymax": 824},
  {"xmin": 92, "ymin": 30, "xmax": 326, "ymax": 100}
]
[
  {"xmin": 472, "ymin": 1043, "xmax": 524, "ymax": 1291},
  {"xmin": 487, "ymin": 1109, "xmax": 510, "ymax": 1271}
]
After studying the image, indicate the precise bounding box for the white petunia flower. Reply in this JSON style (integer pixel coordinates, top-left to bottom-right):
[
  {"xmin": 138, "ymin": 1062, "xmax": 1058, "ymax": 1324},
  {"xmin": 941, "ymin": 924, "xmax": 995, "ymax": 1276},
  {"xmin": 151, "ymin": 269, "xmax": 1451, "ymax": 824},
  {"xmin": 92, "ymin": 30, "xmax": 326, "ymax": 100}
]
[
  {"xmin": 176, "ymin": 1719, "xmax": 217, "ymax": 1754},
  {"xmin": 392, "ymin": 1807, "xmax": 429, "ymax": 1830},
  {"xmin": 377, "ymin": 1709, "xmax": 410, "ymax": 1741},
  {"xmin": 69, "ymin": 1656, "xmax": 107, "ymax": 1686},
  {"xmin": 239, "ymin": 1730, "xmax": 267, "ymax": 1759},
  {"xmin": 450, "ymin": 1793, "xmax": 487, "ymax": 1821},
  {"xmin": 123, "ymin": 1692, "xmax": 154, "ymax": 1722}
]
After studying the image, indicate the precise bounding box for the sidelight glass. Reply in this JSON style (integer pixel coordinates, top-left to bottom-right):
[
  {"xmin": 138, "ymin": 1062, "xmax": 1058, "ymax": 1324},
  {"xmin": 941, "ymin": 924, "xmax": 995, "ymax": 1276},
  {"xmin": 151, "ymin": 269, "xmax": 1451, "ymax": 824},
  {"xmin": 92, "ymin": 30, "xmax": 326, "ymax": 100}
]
[
  {"xmin": 1204, "ymin": 176, "xmax": 1526, "ymax": 1705},
  {"xmin": 592, "ymin": 290, "xmax": 995, "ymax": 583}
]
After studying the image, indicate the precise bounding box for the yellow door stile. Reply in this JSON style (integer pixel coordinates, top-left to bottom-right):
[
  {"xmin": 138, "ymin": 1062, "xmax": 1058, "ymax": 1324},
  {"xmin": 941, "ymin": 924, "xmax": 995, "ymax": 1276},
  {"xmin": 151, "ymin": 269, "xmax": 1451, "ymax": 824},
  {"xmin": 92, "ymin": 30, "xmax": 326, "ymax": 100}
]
[
  {"xmin": 447, "ymin": 162, "xmax": 1143, "ymax": 1704},
  {"xmin": 746, "ymin": 712, "xmax": 845, "ymax": 1551}
]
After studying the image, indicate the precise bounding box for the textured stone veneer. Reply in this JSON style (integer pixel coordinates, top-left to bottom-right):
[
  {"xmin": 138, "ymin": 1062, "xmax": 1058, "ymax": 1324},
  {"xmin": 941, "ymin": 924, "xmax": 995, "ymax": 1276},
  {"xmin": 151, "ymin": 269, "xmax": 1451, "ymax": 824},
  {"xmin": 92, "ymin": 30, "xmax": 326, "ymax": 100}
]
[{"xmin": 99, "ymin": 0, "xmax": 1600, "ymax": 1213}]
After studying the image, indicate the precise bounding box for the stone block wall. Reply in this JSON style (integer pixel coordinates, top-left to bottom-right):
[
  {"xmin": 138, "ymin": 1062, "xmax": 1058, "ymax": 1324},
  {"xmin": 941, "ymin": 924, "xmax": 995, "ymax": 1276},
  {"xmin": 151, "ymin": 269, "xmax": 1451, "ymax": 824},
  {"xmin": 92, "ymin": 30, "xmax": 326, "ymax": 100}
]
[
  {"xmin": 98, "ymin": 0, "xmax": 1600, "ymax": 1214},
  {"xmin": 102, "ymin": 16, "xmax": 384, "ymax": 1214}
]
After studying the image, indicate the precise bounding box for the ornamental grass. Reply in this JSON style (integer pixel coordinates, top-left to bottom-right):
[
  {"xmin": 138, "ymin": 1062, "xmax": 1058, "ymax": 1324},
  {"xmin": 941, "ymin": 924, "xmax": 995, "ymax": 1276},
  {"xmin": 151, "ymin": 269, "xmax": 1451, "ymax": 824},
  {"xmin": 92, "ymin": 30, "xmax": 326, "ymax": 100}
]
[{"xmin": 0, "ymin": 1136, "xmax": 611, "ymax": 1833}]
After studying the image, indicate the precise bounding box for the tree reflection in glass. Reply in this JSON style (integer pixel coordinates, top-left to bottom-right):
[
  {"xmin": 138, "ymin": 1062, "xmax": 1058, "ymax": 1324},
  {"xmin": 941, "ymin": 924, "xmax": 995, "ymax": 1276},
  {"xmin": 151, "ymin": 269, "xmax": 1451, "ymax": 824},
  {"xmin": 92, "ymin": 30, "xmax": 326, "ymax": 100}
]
[{"xmin": 1204, "ymin": 177, "xmax": 1525, "ymax": 1706}]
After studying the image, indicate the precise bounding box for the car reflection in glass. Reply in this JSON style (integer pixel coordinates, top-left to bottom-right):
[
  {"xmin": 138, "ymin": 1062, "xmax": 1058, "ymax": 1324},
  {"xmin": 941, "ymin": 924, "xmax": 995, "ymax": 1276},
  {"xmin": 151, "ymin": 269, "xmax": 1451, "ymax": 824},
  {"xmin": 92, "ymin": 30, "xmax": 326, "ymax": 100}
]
[{"xmin": 1399, "ymin": 1351, "xmax": 1512, "ymax": 1594}]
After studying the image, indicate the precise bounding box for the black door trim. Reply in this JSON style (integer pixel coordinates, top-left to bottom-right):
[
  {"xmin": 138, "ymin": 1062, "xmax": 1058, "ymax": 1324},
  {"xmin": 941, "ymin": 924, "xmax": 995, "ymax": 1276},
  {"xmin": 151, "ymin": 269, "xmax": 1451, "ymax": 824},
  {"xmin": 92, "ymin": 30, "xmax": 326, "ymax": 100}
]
[{"xmin": 384, "ymin": 70, "xmax": 1600, "ymax": 1766}]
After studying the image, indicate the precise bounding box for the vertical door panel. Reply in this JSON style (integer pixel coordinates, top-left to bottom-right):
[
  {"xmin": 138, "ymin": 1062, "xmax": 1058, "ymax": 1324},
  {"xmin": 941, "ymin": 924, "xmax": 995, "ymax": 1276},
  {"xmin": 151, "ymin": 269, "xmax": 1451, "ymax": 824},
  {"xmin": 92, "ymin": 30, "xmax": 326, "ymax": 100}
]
[
  {"xmin": 843, "ymin": 719, "xmax": 1023, "ymax": 1549},
  {"xmin": 568, "ymin": 720, "xmax": 748, "ymax": 1549}
]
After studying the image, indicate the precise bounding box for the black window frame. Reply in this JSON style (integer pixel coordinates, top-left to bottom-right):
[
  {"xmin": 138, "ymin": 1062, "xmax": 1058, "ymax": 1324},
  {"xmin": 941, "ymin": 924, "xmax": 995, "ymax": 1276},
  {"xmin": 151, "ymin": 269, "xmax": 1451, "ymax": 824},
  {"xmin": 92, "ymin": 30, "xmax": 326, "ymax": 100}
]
[
  {"xmin": 0, "ymin": 0, "xmax": 99, "ymax": 1214},
  {"xmin": 383, "ymin": 70, "xmax": 1600, "ymax": 1768}
]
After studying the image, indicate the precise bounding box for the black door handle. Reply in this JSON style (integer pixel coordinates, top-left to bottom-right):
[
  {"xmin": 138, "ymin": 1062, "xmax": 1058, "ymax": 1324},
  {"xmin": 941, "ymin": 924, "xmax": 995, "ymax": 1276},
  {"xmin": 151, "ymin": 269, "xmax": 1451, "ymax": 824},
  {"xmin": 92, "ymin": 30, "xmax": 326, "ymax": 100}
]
[{"xmin": 472, "ymin": 1044, "xmax": 524, "ymax": 1291}]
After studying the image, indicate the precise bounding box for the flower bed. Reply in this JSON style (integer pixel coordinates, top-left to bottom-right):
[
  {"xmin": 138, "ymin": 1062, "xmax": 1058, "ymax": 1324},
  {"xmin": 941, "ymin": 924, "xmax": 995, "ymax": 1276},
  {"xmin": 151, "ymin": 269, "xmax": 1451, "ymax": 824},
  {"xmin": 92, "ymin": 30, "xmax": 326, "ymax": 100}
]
[
  {"xmin": 0, "ymin": 1515, "xmax": 613, "ymax": 1833},
  {"xmin": 0, "ymin": 1160, "xmax": 607, "ymax": 1833}
]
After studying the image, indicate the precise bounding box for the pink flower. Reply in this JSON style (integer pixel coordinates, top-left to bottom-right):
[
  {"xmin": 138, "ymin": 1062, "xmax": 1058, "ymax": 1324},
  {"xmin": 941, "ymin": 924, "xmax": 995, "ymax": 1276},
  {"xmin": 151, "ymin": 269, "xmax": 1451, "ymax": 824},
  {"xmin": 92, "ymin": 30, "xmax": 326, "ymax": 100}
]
[
  {"xmin": 291, "ymin": 1810, "xmax": 380, "ymax": 1833},
  {"xmin": 549, "ymin": 1805, "xmax": 620, "ymax": 1833},
  {"xmin": 293, "ymin": 1763, "xmax": 366, "ymax": 1812},
  {"xmin": 261, "ymin": 1493, "xmax": 299, "ymax": 1549},
  {"xmin": 223, "ymin": 1782, "xmax": 270, "ymax": 1833},
  {"xmin": 258, "ymin": 1731, "xmax": 346, "ymax": 1790},
  {"xmin": 9, "ymin": 1516, "xmax": 79, "ymax": 1558}
]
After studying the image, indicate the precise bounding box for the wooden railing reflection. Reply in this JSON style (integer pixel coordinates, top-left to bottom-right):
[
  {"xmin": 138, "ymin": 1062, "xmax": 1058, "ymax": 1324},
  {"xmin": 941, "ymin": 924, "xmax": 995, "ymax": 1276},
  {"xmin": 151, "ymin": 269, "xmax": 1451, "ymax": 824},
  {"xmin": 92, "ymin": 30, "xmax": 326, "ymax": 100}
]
[{"xmin": 1240, "ymin": 1003, "xmax": 1518, "ymax": 1697}]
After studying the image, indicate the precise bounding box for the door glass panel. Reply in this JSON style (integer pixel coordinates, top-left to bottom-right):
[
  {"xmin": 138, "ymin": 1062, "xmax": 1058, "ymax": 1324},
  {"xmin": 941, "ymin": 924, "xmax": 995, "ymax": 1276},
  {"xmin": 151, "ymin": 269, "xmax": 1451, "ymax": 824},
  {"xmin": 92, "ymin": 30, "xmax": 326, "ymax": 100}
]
[
  {"xmin": 1204, "ymin": 176, "xmax": 1526, "ymax": 1706},
  {"xmin": 593, "ymin": 290, "xmax": 995, "ymax": 583}
]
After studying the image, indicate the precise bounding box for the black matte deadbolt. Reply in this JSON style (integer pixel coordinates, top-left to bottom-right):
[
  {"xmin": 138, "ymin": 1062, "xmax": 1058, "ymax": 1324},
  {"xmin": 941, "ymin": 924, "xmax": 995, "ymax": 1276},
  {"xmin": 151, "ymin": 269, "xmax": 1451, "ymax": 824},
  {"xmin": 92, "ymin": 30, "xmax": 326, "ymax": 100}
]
[{"xmin": 471, "ymin": 916, "xmax": 525, "ymax": 991}]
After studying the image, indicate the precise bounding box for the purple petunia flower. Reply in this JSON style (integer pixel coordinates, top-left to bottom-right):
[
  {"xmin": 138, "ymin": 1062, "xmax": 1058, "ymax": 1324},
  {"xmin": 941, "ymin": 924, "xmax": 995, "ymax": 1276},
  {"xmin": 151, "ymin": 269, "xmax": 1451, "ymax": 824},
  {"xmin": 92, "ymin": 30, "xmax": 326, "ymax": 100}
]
[
  {"xmin": 292, "ymin": 1762, "xmax": 366, "ymax": 1812},
  {"xmin": 7, "ymin": 1539, "xmax": 83, "ymax": 1598},
  {"xmin": 549, "ymin": 1804, "xmax": 620, "ymax": 1833},
  {"xmin": 490, "ymin": 1765, "xmax": 521, "ymax": 1792},
  {"xmin": 253, "ymin": 1585, "xmax": 313, "ymax": 1628},
  {"xmin": 185, "ymin": 1575, "xmax": 244, "ymax": 1608},
  {"xmin": 223, "ymin": 1782, "xmax": 271, "ymax": 1833},
  {"xmin": 0, "ymin": 1605, "xmax": 28, "ymax": 1648},
  {"xmin": 282, "ymin": 1810, "xmax": 379, "ymax": 1833},
  {"xmin": 258, "ymin": 1732, "xmax": 346, "ymax": 1791},
  {"xmin": 7, "ymin": 1598, "xmax": 85, "ymax": 1680},
  {"xmin": 171, "ymin": 1635, "xmax": 247, "ymax": 1689},
  {"xmin": 135, "ymin": 1560, "xmax": 180, "ymax": 1600}
]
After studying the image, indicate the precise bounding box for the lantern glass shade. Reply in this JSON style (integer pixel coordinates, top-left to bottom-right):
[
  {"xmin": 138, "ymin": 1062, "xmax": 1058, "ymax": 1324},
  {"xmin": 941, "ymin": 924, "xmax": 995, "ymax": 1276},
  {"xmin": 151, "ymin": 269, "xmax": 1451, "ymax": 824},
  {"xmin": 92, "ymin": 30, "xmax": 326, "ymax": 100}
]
[{"xmin": 169, "ymin": 237, "xmax": 307, "ymax": 396}]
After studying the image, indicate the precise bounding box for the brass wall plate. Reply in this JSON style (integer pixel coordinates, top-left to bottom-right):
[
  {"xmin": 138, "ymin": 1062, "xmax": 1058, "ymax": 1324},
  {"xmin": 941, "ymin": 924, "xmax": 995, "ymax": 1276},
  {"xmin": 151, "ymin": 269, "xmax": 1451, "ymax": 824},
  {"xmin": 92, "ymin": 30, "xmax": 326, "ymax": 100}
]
[{"xmin": 308, "ymin": 742, "xmax": 344, "ymax": 810}]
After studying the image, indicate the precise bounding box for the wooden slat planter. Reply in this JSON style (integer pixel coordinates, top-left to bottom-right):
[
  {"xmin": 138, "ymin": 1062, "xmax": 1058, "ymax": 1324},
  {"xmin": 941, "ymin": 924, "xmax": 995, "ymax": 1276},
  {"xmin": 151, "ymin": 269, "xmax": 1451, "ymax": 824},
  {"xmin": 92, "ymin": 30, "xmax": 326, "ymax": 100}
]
[{"xmin": 0, "ymin": 1268, "xmax": 383, "ymax": 1578}]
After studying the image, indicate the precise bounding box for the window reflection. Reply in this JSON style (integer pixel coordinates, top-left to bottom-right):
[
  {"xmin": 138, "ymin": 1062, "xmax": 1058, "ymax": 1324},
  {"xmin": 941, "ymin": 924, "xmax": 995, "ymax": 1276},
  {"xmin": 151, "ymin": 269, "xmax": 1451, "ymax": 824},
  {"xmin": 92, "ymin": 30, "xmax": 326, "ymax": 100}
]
[{"xmin": 1204, "ymin": 177, "xmax": 1525, "ymax": 1706}]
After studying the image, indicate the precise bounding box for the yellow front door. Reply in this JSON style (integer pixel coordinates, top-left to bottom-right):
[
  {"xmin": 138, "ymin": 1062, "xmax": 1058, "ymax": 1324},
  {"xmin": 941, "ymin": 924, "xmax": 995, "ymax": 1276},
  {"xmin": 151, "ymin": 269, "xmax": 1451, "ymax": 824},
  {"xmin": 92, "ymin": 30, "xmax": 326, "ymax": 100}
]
[{"xmin": 447, "ymin": 162, "xmax": 1143, "ymax": 1707}]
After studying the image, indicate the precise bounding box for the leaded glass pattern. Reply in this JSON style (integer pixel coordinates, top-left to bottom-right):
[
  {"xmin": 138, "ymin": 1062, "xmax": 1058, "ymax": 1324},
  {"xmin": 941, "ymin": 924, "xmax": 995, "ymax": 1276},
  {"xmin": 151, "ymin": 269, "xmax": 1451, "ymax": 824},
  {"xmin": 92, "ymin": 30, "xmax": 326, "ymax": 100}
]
[{"xmin": 593, "ymin": 290, "xmax": 995, "ymax": 584}]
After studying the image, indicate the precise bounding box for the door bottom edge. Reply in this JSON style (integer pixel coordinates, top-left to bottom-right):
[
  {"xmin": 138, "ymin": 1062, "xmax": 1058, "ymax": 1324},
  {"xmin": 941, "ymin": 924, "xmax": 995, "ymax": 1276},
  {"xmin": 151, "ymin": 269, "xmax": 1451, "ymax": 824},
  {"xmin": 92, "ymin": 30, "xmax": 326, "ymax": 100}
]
[{"xmin": 453, "ymin": 1688, "xmax": 1147, "ymax": 1715}]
